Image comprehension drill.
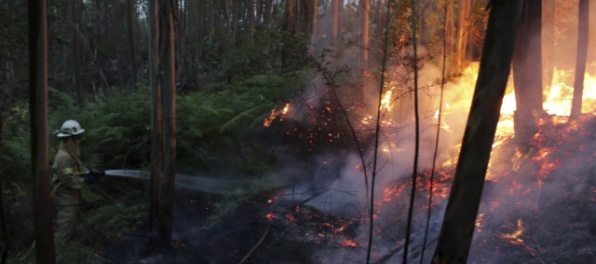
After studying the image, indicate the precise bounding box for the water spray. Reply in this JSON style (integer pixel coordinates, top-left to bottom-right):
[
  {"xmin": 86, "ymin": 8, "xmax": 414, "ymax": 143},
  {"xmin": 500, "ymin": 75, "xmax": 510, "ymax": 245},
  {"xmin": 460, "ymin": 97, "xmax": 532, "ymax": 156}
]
[{"xmin": 104, "ymin": 169, "xmax": 264, "ymax": 194}]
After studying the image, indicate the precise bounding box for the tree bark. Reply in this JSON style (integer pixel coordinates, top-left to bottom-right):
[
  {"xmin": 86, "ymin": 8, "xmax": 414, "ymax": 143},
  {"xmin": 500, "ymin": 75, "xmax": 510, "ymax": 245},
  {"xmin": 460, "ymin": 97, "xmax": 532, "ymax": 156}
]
[
  {"xmin": 362, "ymin": 0, "xmax": 370, "ymax": 70},
  {"xmin": 158, "ymin": 0, "xmax": 177, "ymax": 245},
  {"xmin": 72, "ymin": 0, "xmax": 83, "ymax": 107},
  {"xmin": 264, "ymin": 0, "xmax": 272, "ymax": 23},
  {"xmin": 29, "ymin": 0, "xmax": 56, "ymax": 262},
  {"xmin": 257, "ymin": 0, "xmax": 263, "ymax": 21},
  {"xmin": 148, "ymin": 0, "xmax": 162, "ymax": 232},
  {"xmin": 570, "ymin": 0, "xmax": 590, "ymax": 120},
  {"xmin": 310, "ymin": 0, "xmax": 318, "ymax": 55},
  {"xmin": 332, "ymin": 0, "xmax": 339, "ymax": 42},
  {"xmin": 512, "ymin": 0, "xmax": 543, "ymax": 147},
  {"xmin": 542, "ymin": 0, "xmax": 555, "ymax": 90},
  {"xmin": 455, "ymin": 0, "xmax": 472, "ymax": 67},
  {"xmin": 128, "ymin": 0, "xmax": 138, "ymax": 88},
  {"xmin": 445, "ymin": 0, "xmax": 455, "ymax": 68},
  {"xmin": 295, "ymin": 0, "xmax": 301, "ymax": 34},
  {"xmin": 431, "ymin": 1, "xmax": 523, "ymax": 263},
  {"xmin": 224, "ymin": 0, "xmax": 232, "ymax": 35},
  {"xmin": 249, "ymin": 0, "xmax": 255, "ymax": 45},
  {"xmin": 284, "ymin": 0, "xmax": 294, "ymax": 33}
]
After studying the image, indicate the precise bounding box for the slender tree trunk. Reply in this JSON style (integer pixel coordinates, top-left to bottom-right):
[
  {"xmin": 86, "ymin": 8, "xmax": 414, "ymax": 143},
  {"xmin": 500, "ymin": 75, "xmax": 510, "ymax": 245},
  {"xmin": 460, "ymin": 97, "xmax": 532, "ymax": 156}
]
[
  {"xmin": 29, "ymin": 0, "xmax": 56, "ymax": 262},
  {"xmin": 61, "ymin": 2, "xmax": 69, "ymax": 83},
  {"xmin": 285, "ymin": 0, "xmax": 294, "ymax": 33},
  {"xmin": 455, "ymin": 0, "xmax": 471, "ymax": 67},
  {"xmin": 362, "ymin": 0, "xmax": 370, "ymax": 70},
  {"xmin": 310, "ymin": 0, "xmax": 318, "ymax": 55},
  {"xmin": 0, "ymin": 114, "xmax": 7, "ymax": 263},
  {"xmin": 158, "ymin": 0, "xmax": 177, "ymax": 245},
  {"xmin": 570, "ymin": 0, "xmax": 590, "ymax": 120},
  {"xmin": 175, "ymin": 0, "xmax": 186, "ymax": 83},
  {"xmin": 232, "ymin": 0, "xmax": 240, "ymax": 42},
  {"xmin": 224, "ymin": 0, "xmax": 232, "ymax": 35},
  {"xmin": 445, "ymin": 0, "xmax": 455, "ymax": 68},
  {"xmin": 257, "ymin": 0, "xmax": 263, "ymax": 21},
  {"xmin": 128, "ymin": 0, "xmax": 138, "ymax": 88},
  {"xmin": 148, "ymin": 0, "xmax": 162, "ymax": 232},
  {"xmin": 281, "ymin": 0, "xmax": 294, "ymax": 70},
  {"xmin": 249, "ymin": 0, "xmax": 255, "ymax": 45},
  {"xmin": 542, "ymin": 0, "xmax": 555, "ymax": 89},
  {"xmin": 208, "ymin": 0, "xmax": 215, "ymax": 36},
  {"xmin": 431, "ymin": 1, "xmax": 523, "ymax": 263},
  {"xmin": 72, "ymin": 0, "xmax": 83, "ymax": 107},
  {"xmin": 512, "ymin": 0, "xmax": 543, "ymax": 148},
  {"xmin": 332, "ymin": 0, "xmax": 339, "ymax": 42},
  {"xmin": 295, "ymin": 0, "xmax": 301, "ymax": 34},
  {"xmin": 264, "ymin": 0, "xmax": 272, "ymax": 23}
]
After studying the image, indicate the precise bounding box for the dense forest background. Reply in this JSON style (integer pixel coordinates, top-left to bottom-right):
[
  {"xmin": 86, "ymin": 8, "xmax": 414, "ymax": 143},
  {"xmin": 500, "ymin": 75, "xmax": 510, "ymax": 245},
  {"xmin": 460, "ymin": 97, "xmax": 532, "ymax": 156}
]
[{"xmin": 1, "ymin": 0, "xmax": 596, "ymax": 263}]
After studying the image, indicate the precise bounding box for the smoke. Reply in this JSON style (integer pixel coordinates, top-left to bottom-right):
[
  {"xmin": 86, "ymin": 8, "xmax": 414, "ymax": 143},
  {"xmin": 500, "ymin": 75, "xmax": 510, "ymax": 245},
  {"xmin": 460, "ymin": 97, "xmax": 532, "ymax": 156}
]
[{"xmin": 269, "ymin": 2, "xmax": 596, "ymax": 262}]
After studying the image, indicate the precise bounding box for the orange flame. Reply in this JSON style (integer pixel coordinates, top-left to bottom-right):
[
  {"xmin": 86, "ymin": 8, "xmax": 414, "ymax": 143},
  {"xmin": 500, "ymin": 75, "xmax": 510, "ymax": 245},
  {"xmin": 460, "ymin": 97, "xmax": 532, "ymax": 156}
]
[
  {"xmin": 381, "ymin": 87, "xmax": 395, "ymax": 111},
  {"xmin": 263, "ymin": 102, "xmax": 291, "ymax": 127},
  {"xmin": 340, "ymin": 239, "xmax": 358, "ymax": 248},
  {"xmin": 501, "ymin": 219, "xmax": 525, "ymax": 243}
]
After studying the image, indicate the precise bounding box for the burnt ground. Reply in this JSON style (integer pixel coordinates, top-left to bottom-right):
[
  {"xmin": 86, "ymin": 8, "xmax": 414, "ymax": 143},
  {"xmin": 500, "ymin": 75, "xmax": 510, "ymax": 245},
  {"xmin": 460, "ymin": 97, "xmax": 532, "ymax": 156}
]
[
  {"xmin": 104, "ymin": 115, "xmax": 596, "ymax": 264},
  {"xmin": 103, "ymin": 177, "xmax": 595, "ymax": 264}
]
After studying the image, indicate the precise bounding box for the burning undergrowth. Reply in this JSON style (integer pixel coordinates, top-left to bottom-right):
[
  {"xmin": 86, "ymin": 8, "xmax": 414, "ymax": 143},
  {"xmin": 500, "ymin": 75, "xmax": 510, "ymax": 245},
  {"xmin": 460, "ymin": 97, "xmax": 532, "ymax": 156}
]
[{"xmin": 105, "ymin": 60, "xmax": 595, "ymax": 263}]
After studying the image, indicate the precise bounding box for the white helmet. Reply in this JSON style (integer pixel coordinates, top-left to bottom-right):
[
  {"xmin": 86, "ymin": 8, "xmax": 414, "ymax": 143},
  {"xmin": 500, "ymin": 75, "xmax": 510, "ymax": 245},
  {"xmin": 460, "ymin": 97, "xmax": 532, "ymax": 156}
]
[{"xmin": 56, "ymin": 120, "xmax": 85, "ymax": 138}]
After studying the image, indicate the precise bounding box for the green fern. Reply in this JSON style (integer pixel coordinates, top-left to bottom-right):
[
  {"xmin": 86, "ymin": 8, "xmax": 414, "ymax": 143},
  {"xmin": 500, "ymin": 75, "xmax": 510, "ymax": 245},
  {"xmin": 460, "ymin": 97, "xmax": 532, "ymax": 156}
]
[{"xmin": 219, "ymin": 105, "xmax": 262, "ymax": 132}]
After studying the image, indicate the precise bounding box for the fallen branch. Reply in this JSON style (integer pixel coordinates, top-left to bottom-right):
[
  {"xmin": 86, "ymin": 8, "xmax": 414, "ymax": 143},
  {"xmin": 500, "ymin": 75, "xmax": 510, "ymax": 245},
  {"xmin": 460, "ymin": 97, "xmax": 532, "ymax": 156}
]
[{"xmin": 238, "ymin": 223, "xmax": 270, "ymax": 264}]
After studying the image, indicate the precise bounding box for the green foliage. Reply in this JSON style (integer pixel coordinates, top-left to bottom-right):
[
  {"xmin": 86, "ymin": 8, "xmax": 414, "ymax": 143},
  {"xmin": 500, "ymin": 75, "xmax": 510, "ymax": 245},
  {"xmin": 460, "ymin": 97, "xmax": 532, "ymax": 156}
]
[
  {"xmin": 79, "ymin": 179, "xmax": 148, "ymax": 247},
  {"xmin": 176, "ymin": 75, "xmax": 298, "ymax": 172},
  {"xmin": 8, "ymin": 240, "xmax": 105, "ymax": 264}
]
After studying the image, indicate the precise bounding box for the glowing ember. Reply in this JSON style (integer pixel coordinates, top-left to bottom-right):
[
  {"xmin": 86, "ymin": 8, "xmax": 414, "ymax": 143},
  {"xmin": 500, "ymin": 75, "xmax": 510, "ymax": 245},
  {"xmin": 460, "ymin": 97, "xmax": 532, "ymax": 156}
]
[
  {"xmin": 266, "ymin": 213, "xmax": 276, "ymax": 220},
  {"xmin": 475, "ymin": 213, "xmax": 485, "ymax": 233},
  {"xmin": 501, "ymin": 219, "xmax": 525, "ymax": 243},
  {"xmin": 340, "ymin": 239, "xmax": 358, "ymax": 248}
]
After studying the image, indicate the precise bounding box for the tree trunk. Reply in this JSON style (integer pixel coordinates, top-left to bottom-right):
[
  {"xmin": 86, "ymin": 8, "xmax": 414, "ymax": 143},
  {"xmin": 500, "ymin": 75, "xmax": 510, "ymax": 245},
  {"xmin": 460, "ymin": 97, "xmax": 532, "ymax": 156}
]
[
  {"xmin": 542, "ymin": 0, "xmax": 555, "ymax": 90},
  {"xmin": 148, "ymin": 0, "xmax": 162, "ymax": 232},
  {"xmin": 29, "ymin": 0, "xmax": 56, "ymax": 262},
  {"xmin": 445, "ymin": 0, "xmax": 455, "ymax": 69},
  {"xmin": 284, "ymin": 0, "xmax": 294, "ymax": 33},
  {"xmin": 264, "ymin": 0, "xmax": 272, "ymax": 23},
  {"xmin": 208, "ymin": 0, "xmax": 215, "ymax": 36},
  {"xmin": 249, "ymin": 0, "xmax": 255, "ymax": 45},
  {"xmin": 431, "ymin": 1, "xmax": 523, "ymax": 263},
  {"xmin": 512, "ymin": 0, "xmax": 543, "ymax": 148},
  {"xmin": 158, "ymin": 0, "xmax": 177, "ymax": 245},
  {"xmin": 72, "ymin": 0, "xmax": 83, "ymax": 108},
  {"xmin": 128, "ymin": 0, "xmax": 138, "ymax": 88},
  {"xmin": 224, "ymin": 0, "xmax": 232, "ymax": 35},
  {"xmin": 257, "ymin": 0, "xmax": 263, "ymax": 21},
  {"xmin": 455, "ymin": 0, "xmax": 471, "ymax": 67},
  {"xmin": 362, "ymin": 0, "xmax": 370, "ymax": 70},
  {"xmin": 332, "ymin": 0, "xmax": 339, "ymax": 42},
  {"xmin": 232, "ymin": 0, "xmax": 240, "ymax": 42},
  {"xmin": 310, "ymin": 0, "xmax": 318, "ymax": 55},
  {"xmin": 569, "ymin": 0, "xmax": 590, "ymax": 120}
]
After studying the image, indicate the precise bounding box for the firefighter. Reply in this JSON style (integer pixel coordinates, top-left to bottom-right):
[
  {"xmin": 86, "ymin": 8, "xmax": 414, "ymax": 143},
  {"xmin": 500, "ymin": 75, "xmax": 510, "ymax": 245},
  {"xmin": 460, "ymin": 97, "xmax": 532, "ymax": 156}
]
[{"xmin": 52, "ymin": 119, "xmax": 103, "ymax": 243}]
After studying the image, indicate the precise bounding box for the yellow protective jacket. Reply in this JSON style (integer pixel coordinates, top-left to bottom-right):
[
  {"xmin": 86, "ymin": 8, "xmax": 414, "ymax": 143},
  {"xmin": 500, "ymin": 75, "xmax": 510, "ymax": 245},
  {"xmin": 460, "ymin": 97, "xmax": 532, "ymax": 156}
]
[{"xmin": 52, "ymin": 141, "xmax": 84, "ymax": 205}]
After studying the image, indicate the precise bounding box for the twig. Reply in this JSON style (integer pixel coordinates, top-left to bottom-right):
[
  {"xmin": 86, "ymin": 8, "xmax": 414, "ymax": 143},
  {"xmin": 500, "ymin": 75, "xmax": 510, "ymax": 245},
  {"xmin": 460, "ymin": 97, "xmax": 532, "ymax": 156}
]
[
  {"xmin": 311, "ymin": 58, "xmax": 370, "ymax": 209},
  {"xmin": 403, "ymin": 0, "xmax": 421, "ymax": 261},
  {"xmin": 94, "ymin": 186, "xmax": 123, "ymax": 211},
  {"xmin": 419, "ymin": 1, "xmax": 449, "ymax": 263},
  {"xmin": 238, "ymin": 223, "xmax": 270, "ymax": 264},
  {"xmin": 366, "ymin": 1, "xmax": 394, "ymax": 264}
]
